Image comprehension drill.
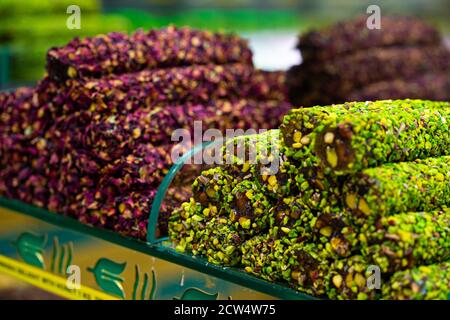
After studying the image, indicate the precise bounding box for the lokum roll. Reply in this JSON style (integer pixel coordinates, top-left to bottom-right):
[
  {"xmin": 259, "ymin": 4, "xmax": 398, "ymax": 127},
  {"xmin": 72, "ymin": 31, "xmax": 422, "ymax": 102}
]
[
  {"xmin": 245, "ymin": 70, "xmax": 287, "ymax": 101},
  {"xmin": 348, "ymin": 73, "xmax": 450, "ymax": 102},
  {"xmin": 326, "ymin": 255, "xmax": 379, "ymax": 300},
  {"xmin": 226, "ymin": 180, "xmax": 272, "ymax": 235},
  {"xmin": 298, "ymin": 16, "xmax": 441, "ymax": 62},
  {"xmin": 62, "ymin": 63, "xmax": 254, "ymax": 116},
  {"xmin": 96, "ymin": 143, "xmax": 171, "ymax": 193},
  {"xmin": 280, "ymin": 242, "xmax": 331, "ymax": 296},
  {"xmin": 382, "ymin": 262, "xmax": 450, "ymax": 300},
  {"xmin": 343, "ymin": 156, "xmax": 450, "ymax": 224},
  {"xmin": 168, "ymin": 198, "xmax": 208, "ymax": 254},
  {"xmin": 268, "ymin": 196, "xmax": 315, "ymax": 243},
  {"xmin": 282, "ymin": 99, "xmax": 450, "ymax": 174},
  {"xmin": 241, "ymin": 235, "xmax": 286, "ymax": 282},
  {"xmin": 298, "ymin": 46, "xmax": 449, "ymax": 94},
  {"xmin": 47, "ymin": 26, "xmax": 253, "ymax": 81},
  {"xmin": 360, "ymin": 210, "xmax": 450, "ymax": 273},
  {"xmin": 192, "ymin": 166, "xmax": 238, "ymax": 209},
  {"xmin": 202, "ymin": 217, "xmax": 245, "ymax": 266}
]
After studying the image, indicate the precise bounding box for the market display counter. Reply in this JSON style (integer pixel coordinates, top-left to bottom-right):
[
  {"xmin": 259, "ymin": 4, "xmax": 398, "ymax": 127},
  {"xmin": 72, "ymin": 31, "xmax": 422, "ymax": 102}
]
[{"xmin": 0, "ymin": 197, "xmax": 314, "ymax": 300}]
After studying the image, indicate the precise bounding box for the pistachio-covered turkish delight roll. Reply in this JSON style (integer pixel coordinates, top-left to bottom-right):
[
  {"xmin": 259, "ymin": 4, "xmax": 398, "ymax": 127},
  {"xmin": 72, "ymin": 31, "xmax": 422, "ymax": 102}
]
[
  {"xmin": 313, "ymin": 211, "xmax": 357, "ymax": 258},
  {"xmin": 269, "ymin": 199, "xmax": 355, "ymax": 257},
  {"xmin": 241, "ymin": 235, "xmax": 286, "ymax": 282},
  {"xmin": 47, "ymin": 26, "xmax": 253, "ymax": 81},
  {"xmin": 313, "ymin": 100, "xmax": 450, "ymax": 174},
  {"xmin": 222, "ymin": 130, "xmax": 296, "ymax": 198},
  {"xmin": 326, "ymin": 255, "xmax": 379, "ymax": 300},
  {"xmin": 299, "ymin": 15, "xmax": 441, "ymax": 62},
  {"xmin": 221, "ymin": 130, "xmax": 297, "ymax": 198},
  {"xmin": 282, "ymin": 99, "xmax": 450, "ymax": 174},
  {"xmin": 293, "ymin": 170, "xmax": 343, "ymax": 212},
  {"xmin": 192, "ymin": 166, "xmax": 238, "ymax": 209},
  {"xmin": 282, "ymin": 244, "xmax": 380, "ymax": 298},
  {"xmin": 280, "ymin": 242, "xmax": 331, "ymax": 296},
  {"xmin": 202, "ymin": 217, "xmax": 245, "ymax": 267},
  {"xmin": 344, "ymin": 156, "xmax": 450, "ymax": 225},
  {"xmin": 227, "ymin": 180, "xmax": 272, "ymax": 235},
  {"xmin": 382, "ymin": 262, "xmax": 450, "ymax": 300},
  {"xmin": 361, "ymin": 210, "xmax": 450, "ymax": 273},
  {"xmin": 221, "ymin": 130, "xmax": 281, "ymax": 177},
  {"xmin": 256, "ymin": 157, "xmax": 297, "ymax": 198},
  {"xmin": 168, "ymin": 198, "xmax": 208, "ymax": 255},
  {"xmin": 268, "ymin": 196, "xmax": 316, "ymax": 243}
]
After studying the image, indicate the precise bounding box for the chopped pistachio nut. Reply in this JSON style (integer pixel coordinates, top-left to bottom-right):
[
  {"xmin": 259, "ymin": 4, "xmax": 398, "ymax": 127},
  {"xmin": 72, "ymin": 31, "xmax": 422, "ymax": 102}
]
[
  {"xmin": 382, "ymin": 262, "xmax": 450, "ymax": 300},
  {"xmin": 241, "ymin": 235, "xmax": 286, "ymax": 282},
  {"xmin": 192, "ymin": 166, "xmax": 237, "ymax": 208},
  {"xmin": 281, "ymin": 100, "xmax": 450, "ymax": 175},
  {"xmin": 168, "ymin": 199, "xmax": 208, "ymax": 255},
  {"xmin": 343, "ymin": 156, "xmax": 450, "ymax": 225},
  {"xmin": 326, "ymin": 255, "xmax": 379, "ymax": 300},
  {"xmin": 201, "ymin": 217, "xmax": 245, "ymax": 267},
  {"xmin": 268, "ymin": 196, "xmax": 316, "ymax": 243},
  {"xmin": 280, "ymin": 242, "xmax": 333, "ymax": 296},
  {"xmin": 360, "ymin": 210, "xmax": 450, "ymax": 273},
  {"xmin": 228, "ymin": 180, "xmax": 272, "ymax": 235}
]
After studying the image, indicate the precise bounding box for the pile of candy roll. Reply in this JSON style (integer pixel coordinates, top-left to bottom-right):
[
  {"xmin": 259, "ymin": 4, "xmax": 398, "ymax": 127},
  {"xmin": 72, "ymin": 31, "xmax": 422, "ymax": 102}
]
[{"xmin": 169, "ymin": 99, "xmax": 450, "ymax": 299}]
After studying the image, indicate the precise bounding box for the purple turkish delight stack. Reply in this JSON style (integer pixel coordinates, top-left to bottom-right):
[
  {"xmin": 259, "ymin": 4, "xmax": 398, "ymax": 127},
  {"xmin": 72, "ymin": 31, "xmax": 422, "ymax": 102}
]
[{"xmin": 0, "ymin": 26, "xmax": 291, "ymax": 240}]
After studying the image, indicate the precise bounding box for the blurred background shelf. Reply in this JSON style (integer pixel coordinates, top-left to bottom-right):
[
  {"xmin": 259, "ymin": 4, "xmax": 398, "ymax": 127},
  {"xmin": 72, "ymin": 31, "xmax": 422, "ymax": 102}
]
[{"xmin": 1, "ymin": 0, "xmax": 449, "ymax": 88}]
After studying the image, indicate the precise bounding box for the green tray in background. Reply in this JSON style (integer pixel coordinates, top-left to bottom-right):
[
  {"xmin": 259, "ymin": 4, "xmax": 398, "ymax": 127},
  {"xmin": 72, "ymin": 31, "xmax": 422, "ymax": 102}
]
[{"xmin": 0, "ymin": 46, "xmax": 10, "ymax": 89}]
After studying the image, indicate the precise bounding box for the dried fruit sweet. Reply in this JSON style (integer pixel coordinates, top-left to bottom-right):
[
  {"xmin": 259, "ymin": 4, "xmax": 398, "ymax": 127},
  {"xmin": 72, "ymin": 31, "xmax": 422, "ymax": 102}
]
[{"xmin": 47, "ymin": 26, "xmax": 253, "ymax": 81}]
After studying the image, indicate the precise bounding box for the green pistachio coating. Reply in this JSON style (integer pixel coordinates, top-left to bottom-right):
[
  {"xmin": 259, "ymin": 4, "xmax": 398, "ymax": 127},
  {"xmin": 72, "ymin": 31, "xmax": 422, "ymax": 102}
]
[
  {"xmin": 343, "ymin": 156, "xmax": 450, "ymax": 225},
  {"xmin": 192, "ymin": 166, "xmax": 238, "ymax": 209},
  {"xmin": 382, "ymin": 262, "xmax": 450, "ymax": 300},
  {"xmin": 326, "ymin": 255, "xmax": 379, "ymax": 300},
  {"xmin": 360, "ymin": 210, "xmax": 450, "ymax": 273},
  {"xmin": 168, "ymin": 198, "xmax": 208, "ymax": 255},
  {"xmin": 220, "ymin": 130, "xmax": 297, "ymax": 198},
  {"xmin": 241, "ymin": 235, "xmax": 286, "ymax": 282},
  {"xmin": 281, "ymin": 99, "xmax": 450, "ymax": 175},
  {"xmin": 280, "ymin": 242, "xmax": 332, "ymax": 296},
  {"xmin": 313, "ymin": 210, "xmax": 357, "ymax": 258},
  {"xmin": 268, "ymin": 196, "xmax": 315, "ymax": 243},
  {"xmin": 292, "ymin": 170, "xmax": 343, "ymax": 212},
  {"xmin": 227, "ymin": 180, "xmax": 272, "ymax": 235},
  {"xmin": 202, "ymin": 217, "xmax": 245, "ymax": 266}
]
